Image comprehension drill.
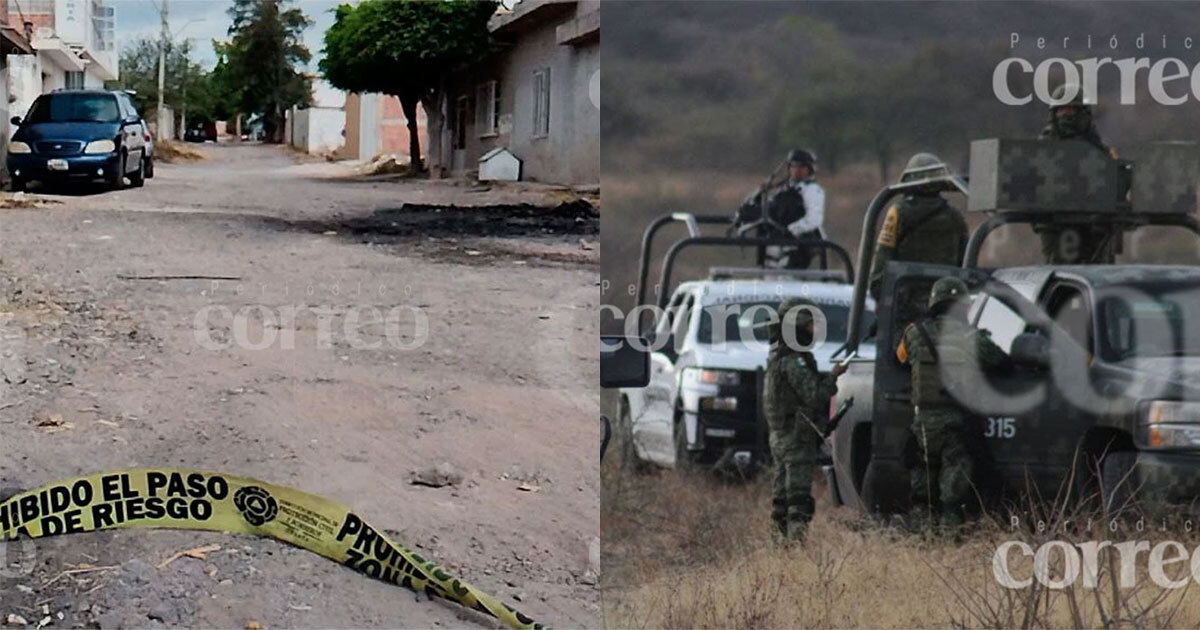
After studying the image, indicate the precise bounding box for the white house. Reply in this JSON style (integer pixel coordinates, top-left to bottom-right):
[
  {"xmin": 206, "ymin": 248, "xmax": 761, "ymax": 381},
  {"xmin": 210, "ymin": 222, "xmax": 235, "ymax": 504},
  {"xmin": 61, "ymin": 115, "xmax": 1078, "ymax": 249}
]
[{"xmin": 4, "ymin": 0, "xmax": 118, "ymax": 127}]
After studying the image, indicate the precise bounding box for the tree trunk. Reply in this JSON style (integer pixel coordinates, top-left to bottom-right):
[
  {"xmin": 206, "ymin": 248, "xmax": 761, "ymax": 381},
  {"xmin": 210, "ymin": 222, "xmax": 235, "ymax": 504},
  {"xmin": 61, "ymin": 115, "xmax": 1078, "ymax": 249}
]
[
  {"xmin": 421, "ymin": 92, "xmax": 441, "ymax": 177},
  {"xmin": 265, "ymin": 106, "xmax": 286, "ymax": 144},
  {"xmin": 399, "ymin": 94, "xmax": 423, "ymax": 172}
]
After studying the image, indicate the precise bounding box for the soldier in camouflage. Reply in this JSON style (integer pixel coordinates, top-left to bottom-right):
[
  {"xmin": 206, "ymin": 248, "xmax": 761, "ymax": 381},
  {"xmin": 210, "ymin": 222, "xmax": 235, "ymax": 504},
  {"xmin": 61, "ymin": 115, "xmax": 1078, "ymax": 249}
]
[
  {"xmin": 763, "ymin": 297, "xmax": 847, "ymax": 542},
  {"xmin": 869, "ymin": 153, "xmax": 969, "ymax": 334},
  {"xmin": 896, "ymin": 278, "xmax": 1011, "ymax": 529},
  {"xmin": 1036, "ymin": 82, "xmax": 1121, "ymax": 264}
]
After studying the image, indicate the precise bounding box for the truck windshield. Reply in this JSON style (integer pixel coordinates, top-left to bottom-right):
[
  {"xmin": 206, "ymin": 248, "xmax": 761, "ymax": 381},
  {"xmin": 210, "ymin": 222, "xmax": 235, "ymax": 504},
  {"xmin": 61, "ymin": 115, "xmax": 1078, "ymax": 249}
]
[
  {"xmin": 697, "ymin": 300, "xmax": 873, "ymax": 346},
  {"xmin": 1099, "ymin": 282, "xmax": 1200, "ymax": 359},
  {"xmin": 26, "ymin": 93, "xmax": 121, "ymax": 124}
]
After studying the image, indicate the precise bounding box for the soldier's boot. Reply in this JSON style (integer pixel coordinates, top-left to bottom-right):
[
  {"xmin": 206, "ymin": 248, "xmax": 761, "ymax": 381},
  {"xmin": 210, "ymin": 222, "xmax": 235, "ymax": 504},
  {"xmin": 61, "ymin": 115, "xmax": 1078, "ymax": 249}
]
[
  {"xmin": 908, "ymin": 460, "xmax": 940, "ymax": 534},
  {"xmin": 785, "ymin": 495, "xmax": 815, "ymax": 543},
  {"xmin": 905, "ymin": 505, "xmax": 938, "ymax": 534}
]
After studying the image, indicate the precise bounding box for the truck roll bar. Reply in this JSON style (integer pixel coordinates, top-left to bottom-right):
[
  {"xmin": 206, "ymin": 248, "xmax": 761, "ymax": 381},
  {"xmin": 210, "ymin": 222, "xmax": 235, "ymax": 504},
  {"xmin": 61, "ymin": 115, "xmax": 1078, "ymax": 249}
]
[
  {"xmin": 962, "ymin": 211, "xmax": 1200, "ymax": 268},
  {"xmin": 635, "ymin": 213, "xmax": 734, "ymax": 311},
  {"xmin": 656, "ymin": 237, "xmax": 855, "ymax": 309}
]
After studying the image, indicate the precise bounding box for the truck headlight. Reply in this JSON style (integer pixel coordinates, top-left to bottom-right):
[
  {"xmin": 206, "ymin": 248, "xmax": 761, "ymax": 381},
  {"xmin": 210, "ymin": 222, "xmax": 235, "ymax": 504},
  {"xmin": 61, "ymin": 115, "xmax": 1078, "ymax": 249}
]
[
  {"xmin": 8, "ymin": 141, "xmax": 30, "ymax": 154},
  {"xmin": 683, "ymin": 368, "xmax": 740, "ymax": 387},
  {"xmin": 84, "ymin": 140, "xmax": 116, "ymax": 154},
  {"xmin": 1139, "ymin": 401, "xmax": 1200, "ymax": 449},
  {"xmin": 699, "ymin": 396, "xmax": 738, "ymax": 412},
  {"xmin": 1144, "ymin": 401, "xmax": 1200, "ymax": 425}
]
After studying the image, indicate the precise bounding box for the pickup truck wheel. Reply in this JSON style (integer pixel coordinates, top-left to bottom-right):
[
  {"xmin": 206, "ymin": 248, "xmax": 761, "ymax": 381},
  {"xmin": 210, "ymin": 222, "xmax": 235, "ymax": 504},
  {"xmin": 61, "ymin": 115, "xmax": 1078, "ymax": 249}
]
[
  {"xmin": 144, "ymin": 155, "xmax": 155, "ymax": 178},
  {"xmin": 673, "ymin": 419, "xmax": 696, "ymax": 473},
  {"xmin": 9, "ymin": 177, "xmax": 24, "ymax": 193},
  {"xmin": 1100, "ymin": 451, "xmax": 1139, "ymax": 517},
  {"xmin": 617, "ymin": 404, "xmax": 642, "ymax": 473}
]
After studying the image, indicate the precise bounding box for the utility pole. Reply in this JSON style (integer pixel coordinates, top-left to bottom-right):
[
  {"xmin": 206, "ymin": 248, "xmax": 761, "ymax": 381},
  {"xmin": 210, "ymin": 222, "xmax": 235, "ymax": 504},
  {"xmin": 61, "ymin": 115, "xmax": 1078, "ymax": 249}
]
[
  {"xmin": 157, "ymin": 0, "xmax": 168, "ymax": 138},
  {"xmin": 179, "ymin": 40, "xmax": 189, "ymax": 134}
]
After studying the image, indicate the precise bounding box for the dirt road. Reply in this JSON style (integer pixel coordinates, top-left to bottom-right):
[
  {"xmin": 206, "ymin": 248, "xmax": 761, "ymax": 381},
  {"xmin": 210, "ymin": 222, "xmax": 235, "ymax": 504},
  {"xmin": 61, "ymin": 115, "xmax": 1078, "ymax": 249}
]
[{"xmin": 0, "ymin": 143, "xmax": 599, "ymax": 628}]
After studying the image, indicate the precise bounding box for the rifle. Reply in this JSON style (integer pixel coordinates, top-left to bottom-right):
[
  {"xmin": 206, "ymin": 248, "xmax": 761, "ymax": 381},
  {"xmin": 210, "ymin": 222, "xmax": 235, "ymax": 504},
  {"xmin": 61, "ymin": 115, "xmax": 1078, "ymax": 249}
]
[{"xmin": 823, "ymin": 395, "xmax": 855, "ymax": 439}]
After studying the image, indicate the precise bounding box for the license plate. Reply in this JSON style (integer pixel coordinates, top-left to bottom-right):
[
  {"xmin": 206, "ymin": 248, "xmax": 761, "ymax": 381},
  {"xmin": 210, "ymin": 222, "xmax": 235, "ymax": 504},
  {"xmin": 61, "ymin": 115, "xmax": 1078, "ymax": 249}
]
[{"xmin": 47, "ymin": 159, "xmax": 68, "ymax": 171}]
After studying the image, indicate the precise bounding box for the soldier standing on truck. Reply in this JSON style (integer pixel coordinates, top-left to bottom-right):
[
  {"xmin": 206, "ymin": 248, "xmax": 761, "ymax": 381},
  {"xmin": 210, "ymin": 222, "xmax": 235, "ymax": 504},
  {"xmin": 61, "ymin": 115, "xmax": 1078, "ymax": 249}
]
[
  {"xmin": 1036, "ymin": 82, "xmax": 1121, "ymax": 264},
  {"xmin": 764, "ymin": 297, "xmax": 847, "ymax": 543},
  {"xmin": 868, "ymin": 153, "xmax": 969, "ymax": 335},
  {"xmin": 754, "ymin": 149, "xmax": 826, "ymax": 269},
  {"xmin": 896, "ymin": 278, "xmax": 1011, "ymax": 530}
]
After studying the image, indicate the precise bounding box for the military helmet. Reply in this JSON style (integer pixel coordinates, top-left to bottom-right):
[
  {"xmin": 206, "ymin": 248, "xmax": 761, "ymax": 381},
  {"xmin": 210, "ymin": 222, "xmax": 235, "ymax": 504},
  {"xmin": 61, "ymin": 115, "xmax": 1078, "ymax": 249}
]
[
  {"xmin": 928, "ymin": 277, "xmax": 969, "ymax": 311},
  {"xmin": 898, "ymin": 152, "xmax": 950, "ymax": 185},
  {"xmin": 1047, "ymin": 82, "xmax": 1096, "ymax": 138},
  {"xmin": 767, "ymin": 297, "xmax": 818, "ymax": 343},
  {"xmin": 788, "ymin": 148, "xmax": 817, "ymax": 171}
]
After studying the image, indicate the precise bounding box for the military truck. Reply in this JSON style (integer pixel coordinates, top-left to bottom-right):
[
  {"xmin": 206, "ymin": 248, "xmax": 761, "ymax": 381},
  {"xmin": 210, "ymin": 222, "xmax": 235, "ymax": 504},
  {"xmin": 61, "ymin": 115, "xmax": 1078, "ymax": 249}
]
[{"xmin": 825, "ymin": 139, "xmax": 1200, "ymax": 516}]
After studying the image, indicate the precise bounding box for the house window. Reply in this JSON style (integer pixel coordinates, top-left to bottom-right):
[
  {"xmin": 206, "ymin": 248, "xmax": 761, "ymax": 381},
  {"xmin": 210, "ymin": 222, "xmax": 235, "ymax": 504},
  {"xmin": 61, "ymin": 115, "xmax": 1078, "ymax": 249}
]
[
  {"xmin": 65, "ymin": 71, "xmax": 85, "ymax": 90},
  {"xmin": 532, "ymin": 68, "xmax": 550, "ymax": 138},
  {"xmin": 475, "ymin": 80, "xmax": 499, "ymax": 137},
  {"xmin": 454, "ymin": 95, "xmax": 469, "ymax": 150}
]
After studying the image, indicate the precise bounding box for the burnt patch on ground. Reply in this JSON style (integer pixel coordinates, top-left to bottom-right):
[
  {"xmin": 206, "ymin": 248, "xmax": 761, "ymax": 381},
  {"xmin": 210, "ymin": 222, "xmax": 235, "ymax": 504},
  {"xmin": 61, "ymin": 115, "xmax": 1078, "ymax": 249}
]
[{"xmin": 294, "ymin": 200, "xmax": 598, "ymax": 240}]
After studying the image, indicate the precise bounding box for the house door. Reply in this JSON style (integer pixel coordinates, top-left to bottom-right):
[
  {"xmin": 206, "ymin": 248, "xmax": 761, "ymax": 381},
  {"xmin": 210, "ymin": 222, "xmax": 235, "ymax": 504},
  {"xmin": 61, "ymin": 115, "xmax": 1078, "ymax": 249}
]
[{"xmin": 452, "ymin": 96, "xmax": 469, "ymax": 171}]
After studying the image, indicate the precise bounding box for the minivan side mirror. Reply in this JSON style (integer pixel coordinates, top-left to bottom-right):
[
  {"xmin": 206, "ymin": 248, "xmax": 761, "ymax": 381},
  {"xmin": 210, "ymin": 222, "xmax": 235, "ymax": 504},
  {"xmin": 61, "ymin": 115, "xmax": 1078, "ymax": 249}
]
[
  {"xmin": 601, "ymin": 336, "xmax": 650, "ymax": 388},
  {"xmin": 1011, "ymin": 332, "xmax": 1049, "ymax": 368},
  {"xmin": 10, "ymin": 116, "xmax": 20, "ymax": 126}
]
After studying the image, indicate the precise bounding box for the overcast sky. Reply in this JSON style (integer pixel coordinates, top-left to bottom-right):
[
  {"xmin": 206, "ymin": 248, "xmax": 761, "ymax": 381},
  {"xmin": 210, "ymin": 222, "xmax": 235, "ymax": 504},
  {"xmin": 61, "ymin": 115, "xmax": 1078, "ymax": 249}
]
[{"xmin": 115, "ymin": 0, "xmax": 346, "ymax": 71}]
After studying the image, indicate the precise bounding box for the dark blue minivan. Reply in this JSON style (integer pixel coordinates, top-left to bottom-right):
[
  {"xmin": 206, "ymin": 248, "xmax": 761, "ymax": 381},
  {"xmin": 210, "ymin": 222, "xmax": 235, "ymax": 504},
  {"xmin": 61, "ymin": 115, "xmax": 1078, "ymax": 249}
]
[{"xmin": 7, "ymin": 90, "xmax": 153, "ymax": 192}]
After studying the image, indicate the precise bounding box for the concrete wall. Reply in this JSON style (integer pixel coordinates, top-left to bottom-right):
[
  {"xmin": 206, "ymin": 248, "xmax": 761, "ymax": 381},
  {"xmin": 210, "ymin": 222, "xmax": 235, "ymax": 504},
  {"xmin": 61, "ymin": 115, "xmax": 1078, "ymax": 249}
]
[
  {"xmin": 290, "ymin": 106, "xmax": 345, "ymax": 155},
  {"xmin": 503, "ymin": 11, "xmax": 598, "ymax": 183},
  {"xmin": 341, "ymin": 92, "xmax": 428, "ymax": 162},
  {"xmin": 379, "ymin": 95, "xmax": 427, "ymax": 160},
  {"xmin": 82, "ymin": 67, "xmax": 104, "ymax": 88},
  {"xmin": 6, "ymin": 53, "xmax": 41, "ymax": 125}
]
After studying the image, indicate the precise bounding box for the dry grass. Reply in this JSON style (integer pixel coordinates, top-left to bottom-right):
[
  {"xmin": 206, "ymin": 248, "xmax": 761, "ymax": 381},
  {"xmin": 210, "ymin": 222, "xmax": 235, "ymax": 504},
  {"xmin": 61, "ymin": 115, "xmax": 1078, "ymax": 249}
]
[
  {"xmin": 601, "ymin": 458, "xmax": 1200, "ymax": 629},
  {"xmin": 154, "ymin": 140, "xmax": 205, "ymax": 163}
]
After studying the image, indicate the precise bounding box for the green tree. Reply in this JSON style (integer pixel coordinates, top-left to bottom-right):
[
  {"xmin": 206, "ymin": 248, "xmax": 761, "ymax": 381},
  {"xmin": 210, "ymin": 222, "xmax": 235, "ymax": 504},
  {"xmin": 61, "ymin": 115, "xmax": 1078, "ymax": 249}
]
[
  {"xmin": 320, "ymin": 0, "xmax": 496, "ymax": 170},
  {"xmin": 221, "ymin": 0, "xmax": 312, "ymax": 143},
  {"xmin": 112, "ymin": 37, "xmax": 193, "ymax": 116},
  {"xmin": 110, "ymin": 37, "xmax": 229, "ymax": 129}
]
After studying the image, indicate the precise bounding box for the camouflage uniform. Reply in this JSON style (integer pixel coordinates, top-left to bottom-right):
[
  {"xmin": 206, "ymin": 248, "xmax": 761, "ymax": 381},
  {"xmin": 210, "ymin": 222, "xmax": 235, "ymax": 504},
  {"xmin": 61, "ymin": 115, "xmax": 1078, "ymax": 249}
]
[
  {"xmin": 896, "ymin": 278, "xmax": 1010, "ymax": 527},
  {"xmin": 1036, "ymin": 83, "xmax": 1120, "ymax": 264},
  {"xmin": 869, "ymin": 154, "xmax": 969, "ymax": 330},
  {"xmin": 763, "ymin": 297, "xmax": 838, "ymax": 542}
]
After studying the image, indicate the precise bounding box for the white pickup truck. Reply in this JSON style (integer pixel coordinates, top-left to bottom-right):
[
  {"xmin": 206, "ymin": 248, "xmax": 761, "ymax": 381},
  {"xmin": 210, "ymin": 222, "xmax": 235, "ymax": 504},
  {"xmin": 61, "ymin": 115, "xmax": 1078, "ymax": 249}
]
[{"xmin": 616, "ymin": 273, "xmax": 875, "ymax": 472}]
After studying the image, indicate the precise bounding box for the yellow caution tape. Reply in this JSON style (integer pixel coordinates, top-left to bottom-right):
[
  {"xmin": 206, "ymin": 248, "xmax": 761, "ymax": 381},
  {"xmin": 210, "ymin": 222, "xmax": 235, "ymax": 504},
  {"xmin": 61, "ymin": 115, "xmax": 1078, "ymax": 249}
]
[{"xmin": 0, "ymin": 469, "xmax": 542, "ymax": 630}]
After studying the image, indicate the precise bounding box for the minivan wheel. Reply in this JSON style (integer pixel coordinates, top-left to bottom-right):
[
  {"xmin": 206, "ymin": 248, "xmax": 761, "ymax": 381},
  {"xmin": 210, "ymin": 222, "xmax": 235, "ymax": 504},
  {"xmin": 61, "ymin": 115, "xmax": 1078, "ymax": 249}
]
[
  {"xmin": 109, "ymin": 154, "xmax": 126, "ymax": 190},
  {"xmin": 129, "ymin": 157, "xmax": 145, "ymax": 188}
]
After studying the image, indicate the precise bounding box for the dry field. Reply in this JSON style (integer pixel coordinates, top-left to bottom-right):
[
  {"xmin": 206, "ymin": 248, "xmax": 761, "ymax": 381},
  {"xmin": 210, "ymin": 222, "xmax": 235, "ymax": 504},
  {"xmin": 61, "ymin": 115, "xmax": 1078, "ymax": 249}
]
[{"xmin": 601, "ymin": 459, "xmax": 1200, "ymax": 629}]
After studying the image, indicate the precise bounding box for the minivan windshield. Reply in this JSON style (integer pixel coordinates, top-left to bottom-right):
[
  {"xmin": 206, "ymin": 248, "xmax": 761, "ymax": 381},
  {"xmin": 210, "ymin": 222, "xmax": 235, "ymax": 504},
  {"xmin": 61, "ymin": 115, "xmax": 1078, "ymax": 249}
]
[{"xmin": 25, "ymin": 93, "xmax": 120, "ymax": 124}]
